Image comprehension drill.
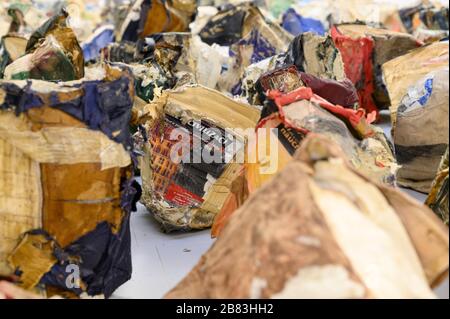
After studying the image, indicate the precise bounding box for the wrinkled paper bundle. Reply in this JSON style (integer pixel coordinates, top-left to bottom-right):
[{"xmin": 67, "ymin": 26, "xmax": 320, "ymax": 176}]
[
  {"xmin": 0, "ymin": 63, "xmax": 140, "ymax": 298},
  {"xmin": 117, "ymin": 0, "xmax": 197, "ymax": 43},
  {"xmin": 135, "ymin": 85, "xmax": 260, "ymax": 231},
  {"xmin": 4, "ymin": 9, "xmax": 85, "ymax": 82},
  {"xmin": 394, "ymin": 68, "xmax": 449, "ymax": 193}
]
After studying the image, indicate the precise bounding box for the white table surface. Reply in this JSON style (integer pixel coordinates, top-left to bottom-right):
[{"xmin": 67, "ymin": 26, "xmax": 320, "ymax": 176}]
[{"xmin": 113, "ymin": 111, "xmax": 449, "ymax": 299}]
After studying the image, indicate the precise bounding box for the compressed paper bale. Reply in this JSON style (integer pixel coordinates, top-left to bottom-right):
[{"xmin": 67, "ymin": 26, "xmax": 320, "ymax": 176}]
[
  {"xmin": 60, "ymin": 0, "xmax": 107, "ymax": 44},
  {"xmin": 258, "ymin": 87, "xmax": 392, "ymax": 177},
  {"xmin": 382, "ymin": 41, "xmax": 448, "ymax": 129},
  {"xmin": 199, "ymin": 3, "xmax": 247, "ymax": 46},
  {"xmin": 199, "ymin": 2, "xmax": 292, "ymax": 48},
  {"xmin": 331, "ymin": 23, "xmax": 421, "ymax": 118},
  {"xmin": 4, "ymin": 36, "xmax": 78, "ymax": 81},
  {"xmin": 0, "ymin": 63, "xmax": 140, "ymax": 298},
  {"xmin": 220, "ymin": 31, "xmax": 283, "ymax": 94},
  {"xmin": 242, "ymin": 32, "xmax": 347, "ymax": 106},
  {"xmin": 284, "ymin": 32, "xmax": 346, "ymax": 81},
  {"xmin": 104, "ymin": 37, "xmax": 176, "ymax": 103},
  {"xmin": 135, "ymin": 85, "xmax": 260, "ymax": 232},
  {"xmin": 426, "ymin": 147, "xmax": 449, "ymax": 225},
  {"xmin": 149, "ymin": 32, "xmax": 225, "ymax": 89},
  {"xmin": 394, "ymin": 68, "xmax": 449, "ymax": 193},
  {"xmin": 206, "ymin": 3, "xmax": 292, "ymax": 93},
  {"xmin": 117, "ymin": 0, "xmax": 197, "ymax": 42},
  {"xmin": 239, "ymin": 3, "xmax": 293, "ymax": 51},
  {"xmin": 0, "ymin": 138, "xmax": 42, "ymax": 275},
  {"xmin": 167, "ymin": 135, "xmax": 449, "ymax": 299},
  {"xmin": 0, "ymin": 34, "xmax": 27, "ymax": 81},
  {"xmin": 81, "ymin": 25, "xmax": 115, "ymax": 62},
  {"xmin": 281, "ymin": 8, "xmax": 325, "ymax": 36},
  {"xmin": 239, "ymin": 54, "xmax": 285, "ymax": 105},
  {"xmin": 103, "ymin": 41, "xmax": 141, "ymax": 65},
  {"xmin": 106, "ymin": 33, "xmax": 226, "ymax": 99},
  {"xmin": 413, "ymin": 28, "xmax": 449, "ymax": 44},
  {"xmin": 25, "ymin": 9, "xmax": 85, "ymax": 79},
  {"xmin": 189, "ymin": 6, "xmax": 218, "ymax": 35}
]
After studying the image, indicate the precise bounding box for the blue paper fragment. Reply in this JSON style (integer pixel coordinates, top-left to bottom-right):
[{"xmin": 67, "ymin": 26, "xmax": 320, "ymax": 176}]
[
  {"xmin": 418, "ymin": 78, "xmax": 434, "ymax": 106},
  {"xmin": 234, "ymin": 29, "xmax": 277, "ymax": 65},
  {"xmin": 281, "ymin": 8, "xmax": 325, "ymax": 36}
]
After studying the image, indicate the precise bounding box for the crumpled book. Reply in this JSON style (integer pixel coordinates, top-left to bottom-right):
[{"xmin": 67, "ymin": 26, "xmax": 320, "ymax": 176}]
[
  {"xmin": 81, "ymin": 25, "xmax": 115, "ymax": 62},
  {"xmin": 426, "ymin": 147, "xmax": 449, "ymax": 225},
  {"xmin": 400, "ymin": 4, "xmax": 449, "ymax": 34},
  {"xmin": 3, "ymin": 9, "xmax": 84, "ymax": 81},
  {"xmin": 219, "ymin": 29, "xmax": 288, "ymax": 95},
  {"xmin": 212, "ymin": 86, "xmax": 396, "ymax": 237},
  {"xmin": 117, "ymin": 0, "xmax": 197, "ymax": 43},
  {"xmin": 413, "ymin": 28, "xmax": 449, "ymax": 44},
  {"xmin": 254, "ymin": 65, "xmax": 359, "ymax": 116},
  {"xmin": 166, "ymin": 135, "xmax": 449, "ymax": 299},
  {"xmin": 382, "ymin": 40, "xmax": 449, "ymax": 131},
  {"xmin": 394, "ymin": 68, "xmax": 449, "ymax": 193},
  {"xmin": 0, "ymin": 35, "xmax": 27, "ymax": 78},
  {"xmin": 331, "ymin": 23, "xmax": 421, "ymax": 119},
  {"xmin": 199, "ymin": 2, "xmax": 292, "ymax": 48},
  {"xmin": 5, "ymin": 4, "xmax": 27, "ymax": 35},
  {"xmin": 0, "ymin": 63, "xmax": 141, "ymax": 298},
  {"xmin": 134, "ymin": 85, "xmax": 260, "ymax": 232}
]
